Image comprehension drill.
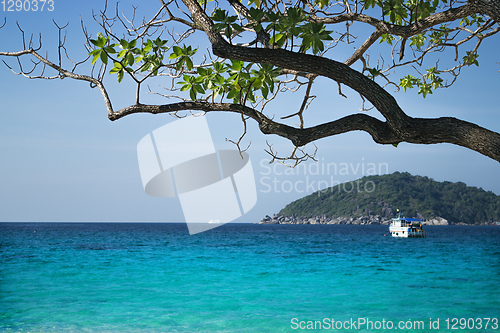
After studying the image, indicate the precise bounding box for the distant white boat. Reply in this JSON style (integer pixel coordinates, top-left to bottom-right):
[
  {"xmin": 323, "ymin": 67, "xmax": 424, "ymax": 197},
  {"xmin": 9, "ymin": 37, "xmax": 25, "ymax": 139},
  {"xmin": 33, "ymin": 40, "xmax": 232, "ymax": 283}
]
[
  {"xmin": 389, "ymin": 212, "xmax": 425, "ymax": 238},
  {"xmin": 208, "ymin": 219, "xmax": 221, "ymax": 224}
]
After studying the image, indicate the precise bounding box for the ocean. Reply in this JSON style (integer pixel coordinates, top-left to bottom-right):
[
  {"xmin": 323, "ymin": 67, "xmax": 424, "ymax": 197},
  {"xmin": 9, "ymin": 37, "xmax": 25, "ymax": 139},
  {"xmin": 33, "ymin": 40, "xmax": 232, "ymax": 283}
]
[{"xmin": 1, "ymin": 223, "xmax": 499, "ymax": 332}]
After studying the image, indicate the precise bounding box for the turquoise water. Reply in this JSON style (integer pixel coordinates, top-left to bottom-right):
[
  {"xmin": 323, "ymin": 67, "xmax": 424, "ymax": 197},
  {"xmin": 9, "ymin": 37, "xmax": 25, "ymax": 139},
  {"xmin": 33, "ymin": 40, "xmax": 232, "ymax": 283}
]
[{"xmin": 1, "ymin": 223, "xmax": 499, "ymax": 332}]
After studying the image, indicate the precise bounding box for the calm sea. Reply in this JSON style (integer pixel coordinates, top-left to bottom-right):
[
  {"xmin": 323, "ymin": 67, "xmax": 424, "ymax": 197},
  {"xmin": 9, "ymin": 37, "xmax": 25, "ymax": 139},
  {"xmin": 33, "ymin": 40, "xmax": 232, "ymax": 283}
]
[{"xmin": 1, "ymin": 223, "xmax": 499, "ymax": 332}]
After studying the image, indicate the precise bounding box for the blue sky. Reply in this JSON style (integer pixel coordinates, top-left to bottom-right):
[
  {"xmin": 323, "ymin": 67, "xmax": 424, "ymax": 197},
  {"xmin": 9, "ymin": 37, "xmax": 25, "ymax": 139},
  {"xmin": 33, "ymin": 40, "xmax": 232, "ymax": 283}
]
[{"xmin": 0, "ymin": 1, "xmax": 499, "ymax": 223}]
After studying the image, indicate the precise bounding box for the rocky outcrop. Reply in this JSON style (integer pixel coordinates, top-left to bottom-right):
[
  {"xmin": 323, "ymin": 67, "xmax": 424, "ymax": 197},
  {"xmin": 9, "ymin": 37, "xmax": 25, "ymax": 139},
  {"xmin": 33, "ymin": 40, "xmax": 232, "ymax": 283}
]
[
  {"xmin": 380, "ymin": 204, "xmax": 393, "ymax": 218},
  {"xmin": 259, "ymin": 214, "xmax": 392, "ymax": 225},
  {"xmin": 424, "ymin": 217, "xmax": 449, "ymax": 225}
]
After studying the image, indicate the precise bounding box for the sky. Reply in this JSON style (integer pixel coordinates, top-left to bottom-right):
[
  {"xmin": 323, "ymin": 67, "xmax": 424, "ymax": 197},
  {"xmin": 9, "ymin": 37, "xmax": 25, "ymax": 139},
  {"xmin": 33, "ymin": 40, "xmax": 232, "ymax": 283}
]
[{"xmin": 0, "ymin": 0, "xmax": 499, "ymax": 223}]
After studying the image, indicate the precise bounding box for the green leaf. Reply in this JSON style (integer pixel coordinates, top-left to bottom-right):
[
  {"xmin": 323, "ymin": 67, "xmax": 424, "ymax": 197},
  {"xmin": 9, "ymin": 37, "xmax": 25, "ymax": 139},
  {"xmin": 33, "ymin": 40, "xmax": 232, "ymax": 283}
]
[
  {"xmin": 117, "ymin": 70, "xmax": 124, "ymax": 83},
  {"xmin": 409, "ymin": 34, "xmax": 427, "ymax": 50},
  {"xmin": 225, "ymin": 25, "xmax": 233, "ymax": 39},
  {"xmin": 231, "ymin": 23, "xmax": 243, "ymax": 32},
  {"xmin": 227, "ymin": 88, "xmax": 237, "ymax": 100},
  {"xmin": 299, "ymin": 22, "xmax": 333, "ymax": 54},
  {"xmin": 127, "ymin": 53, "xmax": 134, "ymax": 66},
  {"xmin": 418, "ymin": 83, "xmax": 433, "ymax": 98},
  {"xmin": 194, "ymin": 84, "xmax": 205, "ymax": 94},
  {"xmin": 399, "ymin": 75, "xmax": 421, "ymax": 92},
  {"xmin": 118, "ymin": 50, "xmax": 127, "ymax": 59},
  {"xmin": 195, "ymin": 75, "xmax": 205, "ymax": 84},
  {"xmin": 212, "ymin": 9, "xmax": 227, "ymax": 22},
  {"xmin": 379, "ymin": 34, "xmax": 395, "ymax": 45},
  {"xmin": 169, "ymin": 46, "xmax": 182, "ymax": 59},
  {"xmin": 463, "ymin": 51, "xmax": 479, "ymax": 66},
  {"xmin": 95, "ymin": 36, "xmax": 107, "ymax": 48},
  {"xmin": 213, "ymin": 62, "xmax": 225, "ymax": 73},
  {"xmin": 261, "ymin": 84, "xmax": 269, "ymax": 99},
  {"xmin": 120, "ymin": 39, "xmax": 129, "ymax": 49},
  {"xmin": 91, "ymin": 51, "xmax": 101, "ymax": 65},
  {"xmin": 109, "ymin": 62, "xmax": 122, "ymax": 74},
  {"xmin": 140, "ymin": 62, "xmax": 151, "ymax": 72},
  {"xmin": 143, "ymin": 40, "xmax": 153, "ymax": 53},
  {"xmin": 287, "ymin": 8, "xmax": 304, "ymax": 22},
  {"xmin": 175, "ymin": 61, "xmax": 183, "ymax": 71},
  {"xmin": 246, "ymin": 90, "xmax": 256, "ymax": 103},
  {"xmin": 270, "ymin": 33, "xmax": 285, "ymax": 44},
  {"xmin": 317, "ymin": 0, "xmax": 329, "ymax": 8},
  {"xmin": 185, "ymin": 57, "xmax": 193, "ymax": 70},
  {"xmin": 231, "ymin": 60, "xmax": 243, "ymax": 71},
  {"xmin": 197, "ymin": 67, "xmax": 207, "ymax": 76},
  {"xmin": 189, "ymin": 88, "xmax": 197, "ymax": 101},
  {"xmin": 248, "ymin": 7, "xmax": 266, "ymax": 21},
  {"xmin": 367, "ymin": 67, "xmax": 381, "ymax": 79},
  {"xmin": 252, "ymin": 77, "xmax": 264, "ymax": 89},
  {"xmin": 100, "ymin": 51, "xmax": 108, "ymax": 65},
  {"xmin": 431, "ymin": 77, "xmax": 443, "ymax": 89},
  {"xmin": 105, "ymin": 46, "xmax": 117, "ymax": 54},
  {"xmin": 213, "ymin": 23, "xmax": 226, "ymax": 33},
  {"xmin": 216, "ymin": 75, "xmax": 225, "ymax": 85}
]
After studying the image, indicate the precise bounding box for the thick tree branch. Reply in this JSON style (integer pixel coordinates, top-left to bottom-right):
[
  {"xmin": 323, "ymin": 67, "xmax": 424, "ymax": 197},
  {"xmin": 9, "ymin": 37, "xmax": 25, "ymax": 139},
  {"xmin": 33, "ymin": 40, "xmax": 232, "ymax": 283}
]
[
  {"xmin": 108, "ymin": 102, "xmax": 396, "ymax": 146},
  {"xmin": 470, "ymin": 0, "xmax": 500, "ymax": 22},
  {"xmin": 405, "ymin": 117, "xmax": 500, "ymax": 161},
  {"xmin": 109, "ymin": 102, "xmax": 500, "ymax": 162},
  {"xmin": 213, "ymin": 42, "xmax": 412, "ymax": 133}
]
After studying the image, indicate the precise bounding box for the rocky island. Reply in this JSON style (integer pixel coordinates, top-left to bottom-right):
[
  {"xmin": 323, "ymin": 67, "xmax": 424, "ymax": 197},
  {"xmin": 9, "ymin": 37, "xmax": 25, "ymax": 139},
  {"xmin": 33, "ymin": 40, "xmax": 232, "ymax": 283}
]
[{"xmin": 260, "ymin": 172, "xmax": 500, "ymax": 225}]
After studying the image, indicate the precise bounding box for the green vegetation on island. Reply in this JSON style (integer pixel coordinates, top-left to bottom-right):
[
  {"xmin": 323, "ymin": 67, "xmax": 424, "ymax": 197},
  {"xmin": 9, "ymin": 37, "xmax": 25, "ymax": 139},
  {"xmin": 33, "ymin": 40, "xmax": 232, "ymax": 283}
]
[{"xmin": 278, "ymin": 172, "xmax": 500, "ymax": 225}]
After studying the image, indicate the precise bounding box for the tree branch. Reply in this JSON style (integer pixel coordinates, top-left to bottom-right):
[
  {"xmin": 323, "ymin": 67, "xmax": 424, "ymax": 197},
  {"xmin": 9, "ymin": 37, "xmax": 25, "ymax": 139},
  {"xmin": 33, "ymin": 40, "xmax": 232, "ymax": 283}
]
[
  {"xmin": 108, "ymin": 101, "xmax": 500, "ymax": 162},
  {"xmin": 312, "ymin": 4, "xmax": 478, "ymax": 37},
  {"xmin": 344, "ymin": 30, "xmax": 382, "ymax": 66}
]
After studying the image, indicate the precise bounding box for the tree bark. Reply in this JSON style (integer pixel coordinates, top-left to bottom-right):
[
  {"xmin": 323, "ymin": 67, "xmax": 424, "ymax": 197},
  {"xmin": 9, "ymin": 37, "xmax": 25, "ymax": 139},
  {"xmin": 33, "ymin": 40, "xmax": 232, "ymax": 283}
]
[{"xmin": 470, "ymin": 0, "xmax": 500, "ymax": 22}]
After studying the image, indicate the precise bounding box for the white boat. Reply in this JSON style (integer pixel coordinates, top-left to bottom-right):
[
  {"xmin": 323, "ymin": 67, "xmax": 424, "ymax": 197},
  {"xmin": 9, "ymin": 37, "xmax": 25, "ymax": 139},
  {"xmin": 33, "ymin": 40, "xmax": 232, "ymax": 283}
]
[
  {"xmin": 389, "ymin": 212, "xmax": 425, "ymax": 238},
  {"xmin": 208, "ymin": 219, "xmax": 221, "ymax": 224}
]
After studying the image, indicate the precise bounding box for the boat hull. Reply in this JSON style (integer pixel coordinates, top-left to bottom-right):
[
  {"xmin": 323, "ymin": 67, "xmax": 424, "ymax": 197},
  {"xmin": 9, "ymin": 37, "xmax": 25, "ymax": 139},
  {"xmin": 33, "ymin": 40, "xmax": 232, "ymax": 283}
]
[
  {"xmin": 389, "ymin": 227, "xmax": 425, "ymax": 238},
  {"xmin": 389, "ymin": 215, "xmax": 426, "ymax": 238}
]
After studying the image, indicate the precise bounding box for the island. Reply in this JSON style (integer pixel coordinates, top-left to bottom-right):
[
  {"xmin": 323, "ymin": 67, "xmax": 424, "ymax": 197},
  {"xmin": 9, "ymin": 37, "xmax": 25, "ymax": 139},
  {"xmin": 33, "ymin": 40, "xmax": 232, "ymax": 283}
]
[{"xmin": 260, "ymin": 172, "xmax": 500, "ymax": 225}]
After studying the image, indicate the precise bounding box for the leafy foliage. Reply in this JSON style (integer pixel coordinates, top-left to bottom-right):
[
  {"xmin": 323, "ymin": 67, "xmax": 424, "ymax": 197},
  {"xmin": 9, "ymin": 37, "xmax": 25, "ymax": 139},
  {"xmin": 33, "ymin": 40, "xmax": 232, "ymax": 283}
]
[
  {"xmin": 88, "ymin": 32, "xmax": 282, "ymax": 102},
  {"xmin": 86, "ymin": 0, "xmax": 492, "ymax": 103},
  {"xmin": 89, "ymin": 36, "xmax": 170, "ymax": 83},
  {"xmin": 212, "ymin": 9, "xmax": 243, "ymax": 42},
  {"xmin": 279, "ymin": 172, "xmax": 500, "ymax": 224}
]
